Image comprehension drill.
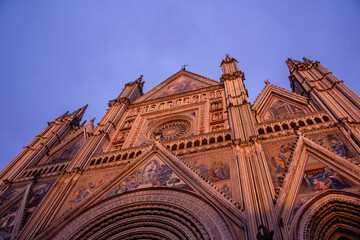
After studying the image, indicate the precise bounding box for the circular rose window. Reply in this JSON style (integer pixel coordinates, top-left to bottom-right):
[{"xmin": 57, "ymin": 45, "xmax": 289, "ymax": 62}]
[{"xmin": 148, "ymin": 119, "xmax": 192, "ymax": 142}]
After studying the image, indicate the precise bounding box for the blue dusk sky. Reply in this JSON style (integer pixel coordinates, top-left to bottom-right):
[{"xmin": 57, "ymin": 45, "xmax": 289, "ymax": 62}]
[{"xmin": 0, "ymin": 1, "xmax": 359, "ymax": 171}]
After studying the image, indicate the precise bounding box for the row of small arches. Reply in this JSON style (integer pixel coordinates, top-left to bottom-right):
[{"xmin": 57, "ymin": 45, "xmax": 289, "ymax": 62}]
[
  {"xmin": 166, "ymin": 134, "xmax": 232, "ymax": 151},
  {"xmin": 129, "ymin": 91, "xmax": 223, "ymax": 116},
  {"xmin": 258, "ymin": 115, "xmax": 330, "ymax": 135},
  {"xmin": 23, "ymin": 164, "xmax": 67, "ymax": 177},
  {"xmin": 89, "ymin": 150, "xmax": 143, "ymax": 166}
]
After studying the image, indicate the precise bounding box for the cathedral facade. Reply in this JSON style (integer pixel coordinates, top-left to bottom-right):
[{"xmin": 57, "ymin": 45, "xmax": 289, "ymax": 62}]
[{"xmin": 1, "ymin": 55, "xmax": 360, "ymax": 240}]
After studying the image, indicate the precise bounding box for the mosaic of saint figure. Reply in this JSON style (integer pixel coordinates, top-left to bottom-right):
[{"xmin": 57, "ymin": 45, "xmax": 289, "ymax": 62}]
[
  {"xmin": 330, "ymin": 139, "xmax": 347, "ymax": 157},
  {"xmin": 70, "ymin": 179, "xmax": 106, "ymax": 203},
  {"xmin": 141, "ymin": 160, "xmax": 159, "ymax": 183},
  {"xmin": 220, "ymin": 183, "xmax": 231, "ymax": 198},
  {"xmin": 52, "ymin": 138, "xmax": 84, "ymax": 162},
  {"xmin": 0, "ymin": 186, "xmax": 25, "ymax": 207},
  {"xmin": 193, "ymin": 161, "xmax": 230, "ymax": 182},
  {"xmin": 272, "ymin": 153, "xmax": 287, "ymax": 173},
  {"xmin": 310, "ymin": 133, "xmax": 351, "ymax": 158},
  {"xmin": 151, "ymin": 164, "xmax": 172, "ymax": 187},
  {"xmin": 152, "ymin": 78, "xmax": 207, "ymax": 99},
  {"xmin": 271, "ymin": 142, "xmax": 293, "ymax": 173},
  {"xmin": 28, "ymin": 186, "xmax": 47, "ymax": 208},
  {"xmin": 263, "ymin": 99, "xmax": 306, "ymax": 121},
  {"xmin": 108, "ymin": 160, "xmax": 190, "ymax": 197},
  {"xmin": 304, "ymin": 167, "xmax": 350, "ymax": 191}
]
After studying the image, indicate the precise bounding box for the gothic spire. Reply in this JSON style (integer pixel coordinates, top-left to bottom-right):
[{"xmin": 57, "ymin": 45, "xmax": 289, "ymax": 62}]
[{"xmin": 220, "ymin": 54, "xmax": 239, "ymax": 75}]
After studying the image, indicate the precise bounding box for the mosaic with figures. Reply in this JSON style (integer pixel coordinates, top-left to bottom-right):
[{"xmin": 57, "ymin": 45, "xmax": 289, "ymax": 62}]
[
  {"xmin": 263, "ymin": 139, "xmax": 296, "ymax": 187},
  {"xmin": 58, "ymin": 171, "xmax": 116, "ymax": 218},
  {"xmin": 307, "ymin": 132, "xmax": 354, "ymax": 159},
  {"xmin": 0, "ymin": 182, "xmax": 52, "ymax": 239},
  {"xmin": 288, "ymin": 155, "xmax": 359, "ymax": 224},
  {"xmin": 261, "ymin": 98, "xmax": 308, "ymax": 122},
  {"xmin": 183, "ymin": 151, "xmax": 232, "ymax": 198},
  {"xmin": 52, "ymin": 137, "xmax": 85, "ymax": 162},
  {"xmin": 108, "ymin": 158, "xmax": 191, "ymax": 198},
  {"xmin": 0, "ymin": 185, "xmax": 26, "ymax": 208},
  {"xmin": 0, "ymin": 202, "xmax": 20, "ymax": 240},
  {"xmin": 24, "ymin": 182, "xmax": 53, "ymax": 223},
  {"xmin": 149, "ymin": 76, "xmax": 209, "ymax": 100}
]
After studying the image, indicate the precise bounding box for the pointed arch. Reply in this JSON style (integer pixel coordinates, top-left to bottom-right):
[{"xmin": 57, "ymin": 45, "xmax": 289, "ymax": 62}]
[
  {"xmin": 44, "ymin": 189, "xmax": 238, "ymax": 240},
  {"xmin": 276, "ymin": 136, "xmax": 360, "ymax": 227},
  {"xmin": 290, "ymin": 191, "xmax": 360, "ymax": 240}
]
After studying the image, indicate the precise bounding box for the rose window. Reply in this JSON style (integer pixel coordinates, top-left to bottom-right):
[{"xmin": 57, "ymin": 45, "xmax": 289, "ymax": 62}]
[{"xmin": 149, "ymin": 119, "xmax": 192, "ymax": 141}]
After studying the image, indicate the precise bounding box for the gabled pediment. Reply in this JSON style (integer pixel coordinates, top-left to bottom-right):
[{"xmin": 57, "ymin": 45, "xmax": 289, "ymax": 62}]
[
  {"xmin": 135, "ymin": 69, "xmax": 220, "ymax": 103},
  {"xmin": 252, "ymin": 83, "xmax": 311, "ymax": 123},
  {"xmin": 276, "ymin": 136, "xmax": 360, "ymax": 226},
  {"xmin": 53, "ymin": 142, "xmax": 245, "ymax": 230}
]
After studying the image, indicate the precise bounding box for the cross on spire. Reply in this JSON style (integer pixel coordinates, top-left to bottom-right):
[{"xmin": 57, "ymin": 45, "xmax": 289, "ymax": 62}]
[{"xmin": 181, "ymin": 64, "xmax": 188, "ymax": 70}]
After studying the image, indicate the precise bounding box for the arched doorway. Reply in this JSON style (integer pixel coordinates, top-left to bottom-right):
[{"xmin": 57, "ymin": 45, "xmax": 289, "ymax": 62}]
[
  {"xmin": 291, "ymin": 191, "xmax": 360, "ymax": 240},
  {"xmin": 50, "ymin": 188, "xmax": 236, "ymax": 240}
]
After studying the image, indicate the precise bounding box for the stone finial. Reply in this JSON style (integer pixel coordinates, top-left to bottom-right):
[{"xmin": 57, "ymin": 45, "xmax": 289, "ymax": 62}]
[
  {"xmin": 135, "ymin": 75, "xmax": 143, "ymax": 83},
  {"xmin": 264, "ymin": 79, "xmax": 270, "ymax": 85},
  {"xmin": 126, "ymin": 75, "xmax": 144, "ymax": 87}
]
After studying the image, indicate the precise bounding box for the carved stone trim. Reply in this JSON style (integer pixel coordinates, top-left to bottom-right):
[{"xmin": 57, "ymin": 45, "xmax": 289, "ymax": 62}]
[
  {"xmin": 47, "ymin": 189, "xmax": 235, "ymax": 240},
  {"xmin": 290, "ymin": 191, "xmax": 360, "ymax": 240}
]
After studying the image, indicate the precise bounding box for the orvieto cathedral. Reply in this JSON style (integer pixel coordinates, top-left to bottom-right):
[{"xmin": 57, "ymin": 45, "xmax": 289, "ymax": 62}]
[{"xmin": 1, "ymin": 55, "xmax": 360, "ymax": 240}]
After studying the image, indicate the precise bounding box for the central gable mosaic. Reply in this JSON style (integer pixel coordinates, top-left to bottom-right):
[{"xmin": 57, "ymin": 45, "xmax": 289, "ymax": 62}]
[
  {"xmin": 108, "ymin": 158, "xmax": 191, "ymax": 198},
  {"xmin": 148, "ymin": 76, "xmax": 210, "ymax": 100}
]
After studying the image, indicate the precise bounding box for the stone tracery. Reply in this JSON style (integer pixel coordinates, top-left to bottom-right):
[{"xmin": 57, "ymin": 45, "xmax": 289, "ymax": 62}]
[{"xmin": 148, "ymin": 119, "xmax": 192, "ymax": 142}]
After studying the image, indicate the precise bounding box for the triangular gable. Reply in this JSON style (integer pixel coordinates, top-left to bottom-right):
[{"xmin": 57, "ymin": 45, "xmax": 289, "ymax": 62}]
[
  {"xmin": 0, "ymin": 185, "xmax": 26, "ymax": 208},
  {"xmin": 46, "ymin": 123, "xmax": 91, "ymax": 164},
  {"xmin": 23, "ymin": 181, "xmax": 53, "ymax": 224},
  {"xmin": 287, "ymin": 155, "xmax": 358, "ymax": 224},
  {"xmin": 135, "ymin": 70, "xmax": 220, "ymax": 103},
  {"xmin": 54, "ymin": 168, "xmax": 119, "ymax": 219},
  {"xmin": 275, "ymin": 136, "xmax": 360, "ymax": 226},
  {"xmin": 0, "ymin": 199, "xmax": 21, "ymax": 240},
  {"xmin": 107, "ymin": 157, "xmax": 192, "ymax": 197},
  {"xmin": 51, "ymin": 136, "xmax": 85, "ymax": 162},
  {"xmin": 252, "ymin": 83, "xmax": 311, "ymax": 122},
  {"xmin": 53, "ymin": 142, "xmax": 245, "ymax": 229},
  {"xmin": 0, "ymin": 181, "xmax": 53, "ymax": 239}
]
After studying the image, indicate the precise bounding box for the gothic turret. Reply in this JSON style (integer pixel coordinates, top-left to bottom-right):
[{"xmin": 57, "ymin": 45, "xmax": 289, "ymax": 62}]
[
  {"xmin": 221, "ymin": 54, "xmax": 280, "ymax": 239},
  {"xmin": 287, "ymin": 57, "xmax": 360, "ymax": 122},
  {"xmin": 287, "ymin": 58, "xmax": 360, "ymax": 149},
  {"xmin": 220, "ymin": 54, "xmax": 255, "ymax": 141},
  {"xmin": 116, "ymin": 75, "xmax": 145, "ymax": 104},
  {"xmin": 0, "ymin": 105, "xmax": 88, "ymax": 187}
]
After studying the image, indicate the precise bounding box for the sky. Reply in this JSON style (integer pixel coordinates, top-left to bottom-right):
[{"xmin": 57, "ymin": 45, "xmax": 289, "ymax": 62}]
[{"xmin": 0, "ymin": 1, "xmax": 359, "ymax": 171}]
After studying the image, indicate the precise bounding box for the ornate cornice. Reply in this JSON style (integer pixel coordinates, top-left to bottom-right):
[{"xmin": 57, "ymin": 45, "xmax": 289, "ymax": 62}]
[{"xmin": 220, "ymin": 71, "xmax": 245, "ymax": 82}]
